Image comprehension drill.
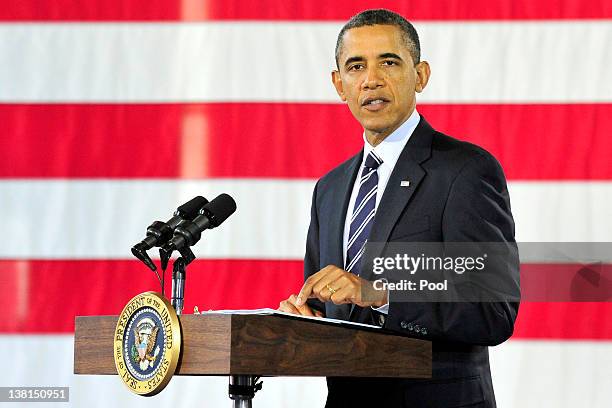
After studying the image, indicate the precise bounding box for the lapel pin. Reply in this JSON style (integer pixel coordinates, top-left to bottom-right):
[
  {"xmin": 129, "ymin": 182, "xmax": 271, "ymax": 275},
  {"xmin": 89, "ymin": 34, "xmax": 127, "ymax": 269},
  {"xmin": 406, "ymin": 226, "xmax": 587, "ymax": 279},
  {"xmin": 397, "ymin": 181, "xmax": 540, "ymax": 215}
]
[{"xmin": 400, "ymin": 180, "xmax": 411, "ymax": 187}]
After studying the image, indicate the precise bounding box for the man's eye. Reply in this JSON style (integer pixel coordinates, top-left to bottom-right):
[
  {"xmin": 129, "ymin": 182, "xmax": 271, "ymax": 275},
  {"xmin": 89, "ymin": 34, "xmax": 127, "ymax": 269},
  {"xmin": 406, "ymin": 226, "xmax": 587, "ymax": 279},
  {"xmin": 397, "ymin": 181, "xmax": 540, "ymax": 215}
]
[
  {"xmin": 349, "ymin": 64, "xmax": 364, "ymax": 71},
  {"xmin": 382, "ymin": 60, "xmax": 397, "ymax": 66}
]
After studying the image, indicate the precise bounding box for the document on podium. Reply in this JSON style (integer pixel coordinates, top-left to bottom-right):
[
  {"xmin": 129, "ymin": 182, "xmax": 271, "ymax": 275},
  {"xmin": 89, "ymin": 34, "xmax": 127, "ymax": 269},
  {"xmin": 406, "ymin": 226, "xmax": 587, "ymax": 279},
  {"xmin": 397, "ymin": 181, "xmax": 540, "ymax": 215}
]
[{"xmin": 198, "ymin": 308, "xmax": 381, "ymax": 330}]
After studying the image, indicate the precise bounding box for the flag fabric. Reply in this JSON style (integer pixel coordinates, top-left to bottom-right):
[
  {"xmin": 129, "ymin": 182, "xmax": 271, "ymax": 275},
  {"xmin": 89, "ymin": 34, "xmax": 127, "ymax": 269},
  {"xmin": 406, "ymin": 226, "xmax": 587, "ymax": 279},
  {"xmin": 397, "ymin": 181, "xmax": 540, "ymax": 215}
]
[{"xmin": 1, "ymin": 1, "xmax": 611, "ymax": 407}]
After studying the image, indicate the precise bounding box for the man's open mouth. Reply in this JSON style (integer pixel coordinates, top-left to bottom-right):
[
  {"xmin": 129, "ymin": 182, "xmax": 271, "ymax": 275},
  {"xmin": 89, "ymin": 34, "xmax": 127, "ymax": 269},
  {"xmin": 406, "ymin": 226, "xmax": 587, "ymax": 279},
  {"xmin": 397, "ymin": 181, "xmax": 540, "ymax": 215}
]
[{"xmin": 362, "ymin": 97, "xmax": 390, "ymax": 111}]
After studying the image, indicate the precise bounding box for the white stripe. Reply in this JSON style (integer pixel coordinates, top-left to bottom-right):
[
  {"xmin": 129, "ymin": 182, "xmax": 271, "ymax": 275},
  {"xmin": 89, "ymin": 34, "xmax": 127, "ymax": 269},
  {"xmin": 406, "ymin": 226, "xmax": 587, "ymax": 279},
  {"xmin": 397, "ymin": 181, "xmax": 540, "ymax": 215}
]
[
  {"xmin": 360, "ymin": 169, "xmax": 375, "ymax": 184},
  {"xmin": 1, "ymin": 21, "xmax": 611, "ymax": 102},
  {"xmin": 508, "ymin": 181, "xmax": 612, "ymax": 242},
  {"xmin": 347, "ymin": 208, "xmax": 376, "ymax": 250},
  {"xmin": 350, "ymin": 185, "xmax": 377, "ymax": 223},
  {"xmin": 0, "ymin": 335, "xmax": 328, "ymax": 408},
  {"xmin": 346, "ymin": 242, "xmax": 366, "ymax": 272},
  {"xmin": 0, "ymin": 180, "xmax": 611, "ymax": 259},
  {"xmin": 490, "ymin": 340, "xmax": 612, "ymax": 408},
  {"xmin": 0, "ymin": 179, "xmax": 315, "ymax": 260},
  {"xmin": 1, "ymin": 336, "xmax": 610, "ymax": 408}
]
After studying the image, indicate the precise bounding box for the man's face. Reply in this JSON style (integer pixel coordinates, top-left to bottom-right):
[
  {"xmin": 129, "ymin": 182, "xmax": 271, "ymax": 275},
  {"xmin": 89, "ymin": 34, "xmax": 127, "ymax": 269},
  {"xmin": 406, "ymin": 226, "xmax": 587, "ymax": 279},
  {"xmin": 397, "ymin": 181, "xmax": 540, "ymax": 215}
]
[{"xmin": 332, "ymin": 24, "xmax": 429, "ymax": 141}]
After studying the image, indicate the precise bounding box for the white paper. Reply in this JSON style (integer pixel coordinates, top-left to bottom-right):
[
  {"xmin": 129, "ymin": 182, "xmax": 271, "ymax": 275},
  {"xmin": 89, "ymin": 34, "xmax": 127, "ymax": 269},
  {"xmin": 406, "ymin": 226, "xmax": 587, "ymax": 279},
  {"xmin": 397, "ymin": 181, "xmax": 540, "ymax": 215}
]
[{"xmin": 197, "ymin": 307, "xmax": 381, "ymax": 330}]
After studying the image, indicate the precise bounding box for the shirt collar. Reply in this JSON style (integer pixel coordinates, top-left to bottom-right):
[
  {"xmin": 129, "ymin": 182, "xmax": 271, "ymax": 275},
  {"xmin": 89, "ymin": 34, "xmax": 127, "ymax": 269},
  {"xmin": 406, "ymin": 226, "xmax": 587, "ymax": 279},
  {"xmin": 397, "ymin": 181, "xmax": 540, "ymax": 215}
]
[{"xmin": 362, "ymin": 109, "xmax": 420, "ymax": 166}]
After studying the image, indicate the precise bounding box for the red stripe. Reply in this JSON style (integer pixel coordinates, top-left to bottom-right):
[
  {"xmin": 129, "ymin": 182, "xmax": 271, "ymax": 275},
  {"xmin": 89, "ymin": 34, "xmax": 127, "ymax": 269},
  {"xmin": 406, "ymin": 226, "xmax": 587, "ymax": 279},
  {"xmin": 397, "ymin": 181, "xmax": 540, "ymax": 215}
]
[
  {"xmin": 514, "ymin": 302, "xmax": 612, "ymax": 341},
  {"xmin": 1, "ymin": 259, "xmax": 611, "ymax": 339},
  {"xmin": 1, "ymin": 103, "xmax": 611, "ymax": 180},
  {"xmin": 520, "ymin": 263, "xmax": 612, "ymax": 302},
  {"xmin": 515, "ymin": 263, "xmax": 612, "ymax": 340},
  {"xmin": 1, "ymin": 0, "xmax": 611, "ymax": 21},
  {"xmin": 0, "ymin": 259, "xmax": 303, "ymax": 333}
]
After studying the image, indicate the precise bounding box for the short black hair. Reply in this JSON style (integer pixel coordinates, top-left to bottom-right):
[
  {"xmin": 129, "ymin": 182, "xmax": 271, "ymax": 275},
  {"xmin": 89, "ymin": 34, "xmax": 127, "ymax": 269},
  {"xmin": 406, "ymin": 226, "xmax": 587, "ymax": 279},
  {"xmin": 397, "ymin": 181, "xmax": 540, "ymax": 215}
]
[{"xmin": 335, "ymin": 9, "xmax": 421, "ymax": 68}]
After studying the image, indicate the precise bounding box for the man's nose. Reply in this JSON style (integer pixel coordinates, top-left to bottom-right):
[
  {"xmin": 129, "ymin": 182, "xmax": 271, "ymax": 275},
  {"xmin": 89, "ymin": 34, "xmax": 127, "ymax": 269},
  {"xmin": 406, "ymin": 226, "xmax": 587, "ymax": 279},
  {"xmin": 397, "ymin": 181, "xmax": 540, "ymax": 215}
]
[{"xmin": 361, "ymin": 66, "xmax": 384, "ymax": 89}]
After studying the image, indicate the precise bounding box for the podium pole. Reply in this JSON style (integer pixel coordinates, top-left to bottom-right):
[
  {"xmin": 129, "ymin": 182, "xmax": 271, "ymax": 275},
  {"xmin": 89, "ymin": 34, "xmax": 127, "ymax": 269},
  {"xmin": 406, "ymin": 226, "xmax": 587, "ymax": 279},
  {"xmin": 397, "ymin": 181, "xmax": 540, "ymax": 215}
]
[{"xmin": 229, "ymin": 375, "xmax": 262, "ymax": 408}]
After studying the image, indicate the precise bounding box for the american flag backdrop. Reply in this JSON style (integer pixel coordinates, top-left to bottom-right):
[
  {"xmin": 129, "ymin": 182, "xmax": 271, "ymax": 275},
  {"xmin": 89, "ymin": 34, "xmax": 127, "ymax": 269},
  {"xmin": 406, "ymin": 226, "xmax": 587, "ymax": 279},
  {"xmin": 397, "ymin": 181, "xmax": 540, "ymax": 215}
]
[{"xmin": 1, "ymin": 1, "xmax": 612, "ymax": 407}]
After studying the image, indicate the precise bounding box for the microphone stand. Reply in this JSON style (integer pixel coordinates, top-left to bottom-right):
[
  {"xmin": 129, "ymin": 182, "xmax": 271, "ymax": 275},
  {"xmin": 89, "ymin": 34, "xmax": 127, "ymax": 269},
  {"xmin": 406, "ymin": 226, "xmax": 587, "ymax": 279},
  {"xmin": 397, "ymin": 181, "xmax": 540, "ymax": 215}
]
[{"xmin": 170, "ymin": 246, "xmax": 196, "ymax": 315}]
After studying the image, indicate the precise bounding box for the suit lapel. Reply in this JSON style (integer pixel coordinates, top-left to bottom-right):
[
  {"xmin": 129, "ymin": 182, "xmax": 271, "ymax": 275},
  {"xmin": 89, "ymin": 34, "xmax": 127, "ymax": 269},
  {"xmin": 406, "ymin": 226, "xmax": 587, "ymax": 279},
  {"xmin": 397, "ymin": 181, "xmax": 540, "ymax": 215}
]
[
  {"xmin": 328, "ymin": 151, "xmax": 363, "ymax": 267},
  {"xmin": 325, "ymin": 151, "xmax": 362, "ymax": 320},
  {"xmin": 349, "ymin": 117, "xmax": 435, "ymax": 318}
]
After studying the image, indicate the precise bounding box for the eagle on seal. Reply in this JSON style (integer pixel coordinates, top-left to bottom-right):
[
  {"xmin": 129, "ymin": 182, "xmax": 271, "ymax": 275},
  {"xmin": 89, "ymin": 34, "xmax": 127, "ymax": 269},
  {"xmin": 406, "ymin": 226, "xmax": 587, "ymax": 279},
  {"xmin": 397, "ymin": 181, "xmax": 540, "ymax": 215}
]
[{"xmin": 132, "ymin": 318, "xmax": 160, "ymax": 371}]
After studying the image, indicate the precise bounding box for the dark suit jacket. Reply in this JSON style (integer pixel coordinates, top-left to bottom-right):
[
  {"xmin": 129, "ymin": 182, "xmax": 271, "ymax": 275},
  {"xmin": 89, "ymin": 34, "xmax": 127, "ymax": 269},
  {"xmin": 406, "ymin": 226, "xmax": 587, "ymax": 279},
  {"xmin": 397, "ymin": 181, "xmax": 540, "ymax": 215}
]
[{"xmin": 304, "ymin": 116, "xmax": 520, "ymax": 408}]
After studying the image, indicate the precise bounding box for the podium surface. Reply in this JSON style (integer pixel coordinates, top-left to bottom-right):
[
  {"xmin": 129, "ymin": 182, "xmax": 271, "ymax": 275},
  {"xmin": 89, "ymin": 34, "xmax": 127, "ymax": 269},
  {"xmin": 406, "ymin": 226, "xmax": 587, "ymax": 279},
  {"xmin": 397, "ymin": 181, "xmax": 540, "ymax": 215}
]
[{"xmin": 75, "ymin": 314, "xmax": 431, "ymax": 378}]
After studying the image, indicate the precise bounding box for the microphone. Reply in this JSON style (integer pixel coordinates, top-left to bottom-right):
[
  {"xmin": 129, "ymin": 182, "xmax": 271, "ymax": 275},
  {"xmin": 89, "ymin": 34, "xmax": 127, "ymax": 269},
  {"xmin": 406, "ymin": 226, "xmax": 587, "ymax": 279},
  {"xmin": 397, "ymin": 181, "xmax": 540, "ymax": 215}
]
[
  {"xmin": 131, "ymin": 196, "xmax": 209, "ymax": 271},
  {"xmin": 159, "ymin": 193, "xmax": 237, "ymax": 270}
]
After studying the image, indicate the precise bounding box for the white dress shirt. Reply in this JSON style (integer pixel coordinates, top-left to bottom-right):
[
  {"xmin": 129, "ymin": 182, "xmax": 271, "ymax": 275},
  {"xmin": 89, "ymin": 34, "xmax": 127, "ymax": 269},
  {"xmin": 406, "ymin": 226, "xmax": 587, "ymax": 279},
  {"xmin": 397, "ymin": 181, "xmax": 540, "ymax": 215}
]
[{"xmin": 342, "ymin": 109, "xmax": 420, "ymax": 314}]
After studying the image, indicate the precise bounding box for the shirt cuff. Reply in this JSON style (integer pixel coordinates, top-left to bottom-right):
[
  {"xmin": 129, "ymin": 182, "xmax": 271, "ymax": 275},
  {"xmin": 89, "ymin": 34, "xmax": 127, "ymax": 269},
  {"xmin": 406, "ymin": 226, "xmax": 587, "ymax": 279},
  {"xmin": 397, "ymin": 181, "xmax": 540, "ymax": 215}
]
[
  {"xmin": 370, "ymin": 283, "xmax": 389, "ymax": 314},
  {"xmin": 371, "ymin": 301, "xmax": 389, "ymax": 314}
]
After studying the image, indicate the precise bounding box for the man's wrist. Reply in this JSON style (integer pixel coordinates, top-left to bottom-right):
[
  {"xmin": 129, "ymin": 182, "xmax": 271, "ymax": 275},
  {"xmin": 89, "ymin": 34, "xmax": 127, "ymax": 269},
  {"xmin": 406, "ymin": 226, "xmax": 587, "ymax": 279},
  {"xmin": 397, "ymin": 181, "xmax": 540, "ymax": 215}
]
[{"xmin": 368, "ymin": 282, "xmax": 389, "ymax": 308}]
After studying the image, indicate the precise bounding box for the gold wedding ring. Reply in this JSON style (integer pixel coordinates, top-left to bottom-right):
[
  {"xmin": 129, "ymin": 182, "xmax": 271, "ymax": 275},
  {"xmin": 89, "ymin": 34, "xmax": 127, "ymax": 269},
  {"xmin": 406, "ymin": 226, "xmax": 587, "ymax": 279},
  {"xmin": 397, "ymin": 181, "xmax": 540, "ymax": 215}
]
[{"xmin": 326, "ymin": 284, "xmax": 337, "ymax": 295}]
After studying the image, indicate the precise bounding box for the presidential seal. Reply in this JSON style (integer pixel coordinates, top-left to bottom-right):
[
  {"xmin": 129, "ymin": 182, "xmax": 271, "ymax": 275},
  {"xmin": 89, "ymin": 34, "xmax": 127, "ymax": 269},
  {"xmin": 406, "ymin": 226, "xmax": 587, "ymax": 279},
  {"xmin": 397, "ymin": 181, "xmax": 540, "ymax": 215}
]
[{"xmin": 114, "ymin": 292, "xmax": 181, "ymax": 396}]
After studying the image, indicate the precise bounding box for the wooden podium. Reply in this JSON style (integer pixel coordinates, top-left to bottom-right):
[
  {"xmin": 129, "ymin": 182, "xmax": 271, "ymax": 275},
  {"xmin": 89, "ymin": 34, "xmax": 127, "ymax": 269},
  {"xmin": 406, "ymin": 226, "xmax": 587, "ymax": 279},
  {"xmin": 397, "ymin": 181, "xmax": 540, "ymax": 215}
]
[{"xmin": 74, "ymin": 313, "xmax": 431, "ymax": 407}]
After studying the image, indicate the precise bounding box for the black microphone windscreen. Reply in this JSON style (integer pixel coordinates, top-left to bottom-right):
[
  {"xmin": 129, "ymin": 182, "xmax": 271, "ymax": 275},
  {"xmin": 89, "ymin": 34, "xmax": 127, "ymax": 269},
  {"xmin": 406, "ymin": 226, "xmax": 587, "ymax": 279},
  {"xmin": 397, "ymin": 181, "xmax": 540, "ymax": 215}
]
[
  {"xmin": 176, "ymin": 196, "xmax": 208, "ymax": 219},
  {"xmin": 204, "ymin": 193, "xmax": 237, "ymax": 227}
]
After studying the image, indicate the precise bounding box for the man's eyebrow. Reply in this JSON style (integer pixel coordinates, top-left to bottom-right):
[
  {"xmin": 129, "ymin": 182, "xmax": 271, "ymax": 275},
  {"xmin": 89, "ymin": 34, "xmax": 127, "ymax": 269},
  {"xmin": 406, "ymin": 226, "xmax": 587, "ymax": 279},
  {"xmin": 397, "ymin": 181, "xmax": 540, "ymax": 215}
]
[
  {"xmin": 343, "ymin": 53, "xmax": 404, "ymax": 67},
  {"xmin": 379, "ymin": 53, "xmax": 403, "ymax": 61},
  {"xmin": 343, "ymin": 55, "xmax": 365, "ymax": 67}
]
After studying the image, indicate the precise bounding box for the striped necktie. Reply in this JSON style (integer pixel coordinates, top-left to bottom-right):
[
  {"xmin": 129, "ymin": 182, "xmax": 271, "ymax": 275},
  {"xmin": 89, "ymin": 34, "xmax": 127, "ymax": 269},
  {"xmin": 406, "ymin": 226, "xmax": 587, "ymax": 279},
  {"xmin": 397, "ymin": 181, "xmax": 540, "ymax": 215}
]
[{"xmin": 345, "ymin": 151, "xmax": 383, "ymax": 275}]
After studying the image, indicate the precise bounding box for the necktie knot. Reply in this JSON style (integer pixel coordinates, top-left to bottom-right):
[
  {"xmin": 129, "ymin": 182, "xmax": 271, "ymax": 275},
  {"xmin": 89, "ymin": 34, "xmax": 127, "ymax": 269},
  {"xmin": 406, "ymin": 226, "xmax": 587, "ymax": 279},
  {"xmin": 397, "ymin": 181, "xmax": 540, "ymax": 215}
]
[{"xmin": 364, "ymin": 151, "xmax": 383, "ymax": 170}]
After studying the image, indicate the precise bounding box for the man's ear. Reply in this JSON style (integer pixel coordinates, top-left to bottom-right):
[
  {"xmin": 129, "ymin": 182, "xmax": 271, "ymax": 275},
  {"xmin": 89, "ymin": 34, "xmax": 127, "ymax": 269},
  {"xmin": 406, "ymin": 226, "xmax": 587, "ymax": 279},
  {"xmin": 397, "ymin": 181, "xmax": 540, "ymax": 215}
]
[
  {"xmin": 414, "ymin": 61, "xmax": 431, "ymax": 93},
  {"xmin": 331, "ymin": 70, "xmax": 347, "ymax": 102}
]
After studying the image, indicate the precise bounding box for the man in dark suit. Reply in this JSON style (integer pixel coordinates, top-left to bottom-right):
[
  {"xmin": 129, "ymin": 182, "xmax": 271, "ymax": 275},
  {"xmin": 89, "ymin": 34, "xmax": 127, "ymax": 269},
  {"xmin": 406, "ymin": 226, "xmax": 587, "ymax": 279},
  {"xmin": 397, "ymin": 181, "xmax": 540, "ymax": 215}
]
[{"xmin": 279, "ymin": 9, "xmax": 520, "ymax": 408}]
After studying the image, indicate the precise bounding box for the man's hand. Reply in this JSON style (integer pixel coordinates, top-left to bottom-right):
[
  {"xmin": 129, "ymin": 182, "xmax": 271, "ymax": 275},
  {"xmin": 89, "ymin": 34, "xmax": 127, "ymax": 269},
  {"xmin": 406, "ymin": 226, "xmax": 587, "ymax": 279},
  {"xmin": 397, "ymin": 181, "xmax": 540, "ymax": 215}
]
[
  {"xmin": 278, "ymin": 294, "xmax": 325, "ymax": 317},
  {"xmin": 295, "ymin": 265, "xmax": 388, "ymax": 308}
]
